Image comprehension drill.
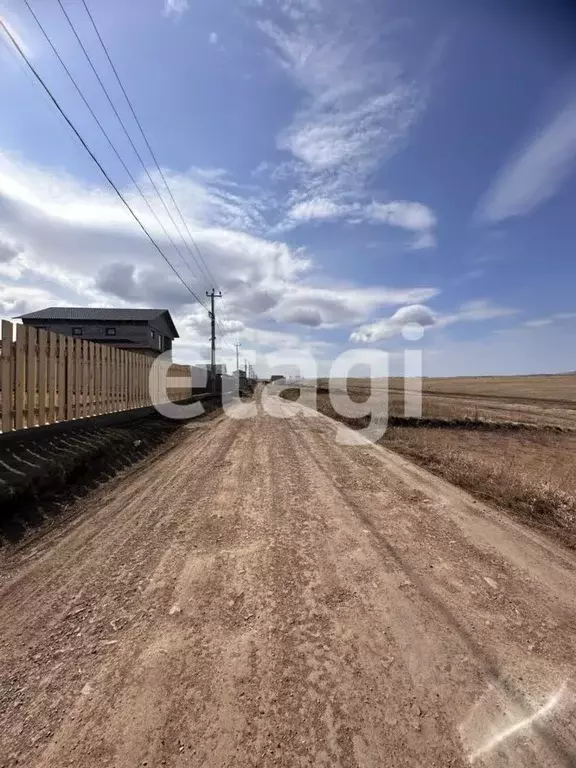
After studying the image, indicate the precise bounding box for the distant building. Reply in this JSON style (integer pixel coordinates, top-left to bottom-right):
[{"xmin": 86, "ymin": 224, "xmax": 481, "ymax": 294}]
[
  {"xmin": 199, "ymin": 363, "xmax": 227, "ymax": 375},
  {"xmin": 18, "ymin": 307, "xmax": 179, "ymax": 359}
]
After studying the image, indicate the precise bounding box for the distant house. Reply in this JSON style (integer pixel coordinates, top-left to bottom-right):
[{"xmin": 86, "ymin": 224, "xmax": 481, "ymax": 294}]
[
  {"xmin": 17, "ymin": 307, "xmax": 179, "ymax": 359},
  {"xmin": 199, "ymin": 363, "xmax": 227, "ymax": 375}
]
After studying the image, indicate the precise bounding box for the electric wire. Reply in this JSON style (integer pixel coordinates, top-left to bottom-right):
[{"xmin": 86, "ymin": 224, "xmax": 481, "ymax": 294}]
[
  {"xmin": 0, "ymin": 18, "xmax": 208, "ymax": 310},
  {"xmin": 55, "ymin": 0, "xmax": 213, "ymax": 289},
  {"xmin": 79, "ymin": 0, "xmax": 220, "ymax": 293},
  {"xmin": 22, "ymin": 0, "xmax": 210, "ymax": 301}
]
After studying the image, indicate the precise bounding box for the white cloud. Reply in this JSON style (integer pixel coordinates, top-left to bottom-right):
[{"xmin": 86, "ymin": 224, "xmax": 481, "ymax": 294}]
[
  {"xmin": 478, "ymin": 92, "xmax": 576, "ymax": 222},
  {"xmin": 288, "ymin": 198, "xmax": 347, "ymax": 221},
  {"xmin": 448, "ymin": 299, "xmax": 517, "ymax": 323},
  {"xmin": 0, "ymin": 152, "xmax": 309, "ymax": 323},
  {"xmin": 367, "ymin": 200, "xmax": 436, "ymax": 249},
  {"xmin": 0, "ymin": 151, "xmax": 441, "ymax": 360},
  {"xmin": 350, "ymin": 299, "xmax": 517, "ymax": 343},
  {"xmin": 280, "ymin": 89, "xmax": 414, "ymax": 174},
  {"xmin": 0, "ymin": 234, "xmax": 22, "ymax": 263},
  {"xmin": 367, "ymin": 201, "xmax": 436, "ymax": 231},
  {"xmin": 524, "ymin": 312, "xmax": 576, "ymax": 328},
  {"xmin": 524, "ymin": 318, "xmax": 553, "ymax": 328},
  {"xmin": 209, "ymin": 32, "xmax": 218, "ymax": 45},
  {"xmin": 164, "ymin": 0, "xmax": 189, "ymax": 19},
  {"xmin": 0, "ymin": 284, "xmax": 66, "ymax": 319},
  {"xmin": 555, "ymin": 312, "xmax": 576, "ymax": 320},
  {"xmin": 351, "ymin": 304, "xmax": 437, "ymax": 342},
  {"xmin": 258, "ymin": 6, "xmax": 424, "ymax": 205},
  {"xmin": 273, "ymin": 285, "xmax": 439, "ymax": 328},
  {"xmin": 283, "ymin": 196, "xmax": 437, "ymax": 247},
  {"xmin": 411, "ymin": 231, "xmax": 436, "ymax": 250}
]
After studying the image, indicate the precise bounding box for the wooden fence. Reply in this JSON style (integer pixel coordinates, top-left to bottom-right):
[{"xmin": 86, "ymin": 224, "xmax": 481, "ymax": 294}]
[{"xmin": 0, "ymin": 320, "xmax": 193, "ymax": 434}]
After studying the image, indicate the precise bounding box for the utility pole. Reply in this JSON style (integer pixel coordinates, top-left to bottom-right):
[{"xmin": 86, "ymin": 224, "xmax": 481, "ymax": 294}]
[
  {"xmin": 244, "ymin": 358, "xmax": 248, "ymax": 377},
  {"xmin": 206, "ymin": 289, "xmax": 222, "ymax": 386},
  {"xmin": 234, "ymin": 342, "xmax": 241, "ymax": 375}
]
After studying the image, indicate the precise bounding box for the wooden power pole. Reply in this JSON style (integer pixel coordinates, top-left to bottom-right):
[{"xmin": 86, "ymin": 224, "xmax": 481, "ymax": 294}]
[
  {"xmin": 234, "ymin": 342, "xmax": 241, "ymax": 375},
  {"xmin": 206, "ymin": 289, "xmax": 222, "ymax": 384}
]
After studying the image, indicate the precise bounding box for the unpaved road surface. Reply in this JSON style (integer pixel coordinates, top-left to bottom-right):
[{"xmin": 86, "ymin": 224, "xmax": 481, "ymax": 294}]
[{"xmin": 1, "ymin": 392, "xmax": 575, "ymax": 767}]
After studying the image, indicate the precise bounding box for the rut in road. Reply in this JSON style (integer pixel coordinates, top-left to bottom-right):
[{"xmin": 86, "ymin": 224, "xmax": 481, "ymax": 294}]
[{"xmin": 0, "ymin": 393, "xmax": 575, "ymax": 768}]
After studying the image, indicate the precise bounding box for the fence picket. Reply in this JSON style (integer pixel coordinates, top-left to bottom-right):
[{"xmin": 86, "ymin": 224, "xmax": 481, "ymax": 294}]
[
  {"xmin": 112, "ymin": 347, "xmax": 117, "ymax": 411},
  {"xmin": 47, "ymin": 332, "xmax": 57, "ymax": 424},
  {"xmin": 26, "ymin": 326, "xmax": 37, "ymax": 428},
  {"xmin": 81, "ymin": 340, "xmax": 88, "ymax": 419},
  {"xmin": 15, "ymin": 325, "xmax": 26, "ymax": 430},
  {"xmin": 66, "ymin": 337, "xmax": 74, "ymax": 420},
  {"xmin": 87, "ymin": 342, "xmax": 94, "ymax": 416},
  {"xmin": 37, "ymin": 329, "xmax": 47, "ymax": 426},
  {"xmin": 0, "ymin": 322, "xmax": 198, "ymax": 433}
]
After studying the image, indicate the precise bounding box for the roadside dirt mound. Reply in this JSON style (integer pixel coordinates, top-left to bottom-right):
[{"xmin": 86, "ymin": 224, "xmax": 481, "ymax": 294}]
[{"xmin": 0, "ymin": 396, "xmax": 226, "ymax": 545}]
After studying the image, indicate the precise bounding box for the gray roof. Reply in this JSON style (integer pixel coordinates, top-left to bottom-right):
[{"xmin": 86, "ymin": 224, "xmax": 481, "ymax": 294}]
[{"xmin": 17, "ymin": 307, "xmax": 179, "ymax": 338}]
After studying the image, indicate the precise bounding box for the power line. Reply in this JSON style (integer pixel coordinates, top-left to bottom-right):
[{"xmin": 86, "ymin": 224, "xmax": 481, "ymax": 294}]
[
  {"xmin": 55, "ymin": 0, "xmax": 214, "ymax": 289},
  {"xmin": 79, "ymin": 0, "xmax": 220, "ymax": 293},
  {"xmin": 73, "ymin": 0, "xmax": 235, "ymax": 355},
  {"xmin": 26, "ymin": 0, "xmax": 231, "ymax": 357},
  {"xmin": 0, "ymin": 18, "xmax": 208, "ymax": 310},
  {"xmin": 22, "ymin": 0, "xmax": 208, "ymax": 295}
]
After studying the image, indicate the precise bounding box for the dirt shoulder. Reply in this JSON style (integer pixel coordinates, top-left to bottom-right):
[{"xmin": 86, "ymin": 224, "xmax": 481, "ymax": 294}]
[
  {"xmin": 281, "ymin": 388, "xmax": 576, "ymax": 551},
  {"xmin": 1, "ymin": 394, "xmax": 575, "ymax": 767}
]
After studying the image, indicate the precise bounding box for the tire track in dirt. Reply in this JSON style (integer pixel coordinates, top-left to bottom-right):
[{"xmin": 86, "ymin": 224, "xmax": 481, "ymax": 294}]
[
  {"xmin": 0, "ymin": 414, "xmax": 244, "ymax": 764},
  {"xmin": 277, "ymin": 398, "xmax": 576, "ymax": 766},
  {"xmin": 1, "ymin": 392, "xmax": 576, "ymax": 768}
]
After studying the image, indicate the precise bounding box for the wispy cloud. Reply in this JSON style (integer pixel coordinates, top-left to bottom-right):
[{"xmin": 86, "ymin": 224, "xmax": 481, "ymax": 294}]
[
  {"xmin": 209, "ymin": 32, "xmax": 218, "ymax": 45},
  {"xmin": 367, "ymin": 201, "xmax": 436, "ymax": 248},
  {"xmin": 164, "ymin": 0, "xmax": 189, "ymax": 20},
  {"xmin": 288, "ymin": 198, "xmax": 347, "ymax": 222},
  {"xmin": 257, "ymin": 2, "xmax": 424, "ymax": 205},
  {"xmin": 478, "ymin": 92, "xmax": 576, "ymax": 222},
  {"xmin": 446, "ymin": 299, "xmax": 517, "ymax": 324},
  {"xmin": 283, "ymin": 196, "xmax": 437, "ymax": 247},
  {"xmin": 524, "ymin": 311, "xmax": 576, "ymax": 328},
  {"xmin": 351, "ymin": 299, "xmax": 517, "ymax": 343},
  {"xmin": 273, "ymin": 284, "xmax": 439, "ymax": 328}
]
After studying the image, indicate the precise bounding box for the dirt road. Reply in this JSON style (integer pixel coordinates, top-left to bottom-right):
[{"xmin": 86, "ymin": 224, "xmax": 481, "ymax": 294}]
[{"xmin": 1, "ymin": 392, "xmax": 575, "ymax": 767}]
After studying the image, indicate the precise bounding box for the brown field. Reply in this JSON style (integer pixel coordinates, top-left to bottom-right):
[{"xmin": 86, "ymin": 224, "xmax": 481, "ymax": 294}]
[
  {"xmin": 312, "ymin": 373, "xmax": 576, "ymax": 428},
  {"xmin": 283, "ymin": 374, "xmax": 576, "ymax": 548}
]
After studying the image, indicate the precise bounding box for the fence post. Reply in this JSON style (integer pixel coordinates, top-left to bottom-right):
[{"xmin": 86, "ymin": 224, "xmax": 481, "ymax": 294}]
[
  {"xmin": 121, "ymin": 349, "xmax": 127, "ymax": 410},
  {"xmin": 57, "ymin": 334, "xmax": 65, "ymax": 421},
  {"xmin": 14, "ymin": 325, "xmax": 26, "ymax": 430},
  {"xmin": 47, "ymin": 331, "xmax": 57, "ymax": 424},
  {"xmin": 87, "ymin": 342, "xmax": 94, "ymax": 417},
  {"xmin": 97, "ymin": 343, "xmax": 103, "ymax": 415},
  {"xmin": 74, "ymin": 337, "xmax": 81, "ymax": 419},
  {"xmin": 66, "ymin": 336, "xmax": 74, "ymax": 420},
  {"xmin": 112, "ymin": 347, "xmax": 118, "ymax": 411},
  {"xmin": 1, "ymin": 320, "xmax": 13, "ymax": 433},
  {"xmin": 81, "ymin": 340, "xmax": 88, "ymax": 419}
]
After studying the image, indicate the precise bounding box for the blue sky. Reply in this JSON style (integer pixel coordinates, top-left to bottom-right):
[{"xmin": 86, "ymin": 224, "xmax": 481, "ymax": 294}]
[{"xmin": 0, "ymin": 0, "xmax": 575, "ymax": 376}]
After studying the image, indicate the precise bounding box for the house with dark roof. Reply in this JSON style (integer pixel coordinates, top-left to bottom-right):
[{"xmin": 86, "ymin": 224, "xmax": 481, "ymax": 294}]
[{"xmin": 17, "ymin": 307, "xmax": 179, "ymax": 358}]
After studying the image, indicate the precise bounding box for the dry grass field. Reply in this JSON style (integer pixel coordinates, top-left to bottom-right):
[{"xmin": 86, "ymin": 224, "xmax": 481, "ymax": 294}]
[
  {"xmin": 283, "ymin": 373, "xmax": 576, "ymax": 548},
  {"xmin": 313, "ymin": 374, "xmax": 576, "ymax": 428}
]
